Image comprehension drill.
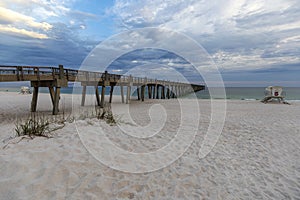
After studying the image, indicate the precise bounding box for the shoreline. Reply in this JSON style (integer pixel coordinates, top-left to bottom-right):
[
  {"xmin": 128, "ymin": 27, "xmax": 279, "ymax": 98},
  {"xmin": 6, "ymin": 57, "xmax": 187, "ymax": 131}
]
[{"xmin": 0, "ymin": 87, "xmax": 300, "ymax": 102}]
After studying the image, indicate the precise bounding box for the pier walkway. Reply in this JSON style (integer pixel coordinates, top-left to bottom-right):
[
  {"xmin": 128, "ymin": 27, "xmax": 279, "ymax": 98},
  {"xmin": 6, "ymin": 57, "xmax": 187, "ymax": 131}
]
[{"xmin": 0, "ymin": 65, "xmax": 205, "ymax": 114}]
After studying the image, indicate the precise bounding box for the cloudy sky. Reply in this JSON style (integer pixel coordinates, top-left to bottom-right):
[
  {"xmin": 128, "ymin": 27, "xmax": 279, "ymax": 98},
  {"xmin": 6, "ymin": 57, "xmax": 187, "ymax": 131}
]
[{"xmin": 0, "ymin": 0, "xmax": 299, "ymax": 86}]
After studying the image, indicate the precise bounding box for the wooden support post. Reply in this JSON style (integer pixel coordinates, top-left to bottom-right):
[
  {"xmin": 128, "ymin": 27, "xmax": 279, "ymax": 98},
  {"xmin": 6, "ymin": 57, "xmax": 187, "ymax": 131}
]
[
  {"xmin": 156, "ymin": 85, "xmax": 160, "ymax": 99},
  {"xmin": 31, "ymin": 87, "xmax": 39, "ymax": 112},
  {"xmin": 153, "ymin": 84, "xmax": 156, "ymax": 99},
  {"xmin": 126, "ymin": 76, "xmax": 132, "ymax": 104},
  {"xmin": 173, "ymin": 86, "xmax": 176, "ymax": 98},
  {"xmin": 180, "ymin": 86, "xmax": 182, "ymax": 97},
  {"xmin": 141, "ymin": 85, "xmax": 145, "ymax": 101},
  {"xmin": 137, "ymin": 87, "xmax": 140, "ymax": 100},
  {"xmin": 120, "ymin": 85, "xmax": 124, "ymax": 103},
  {"xmin": 49, "ymin": 87, "xmax": 55, "ymax": 106},
  {"xmin": 161, "ymin": 86, "xmax": 165, "ymax": 99},
  {"xmin": 126, "ymin": 82, "xmax": 131, "ymax": 104},
  {"xmin": 109, "ymin": 85, "xmax": 114, "ymax": 103},
  {"xmin": 81, "ymin": 85, "xmax": 86, "ymax": 106},
  {"xmin": 95, "ymin": 86, "xmax": 100, "ymax": 106},
  {"xmin": 53, "ymin": 87, "xmax": 60, "ymax": 115},
  {"xmin": 167, "ymin": 86, "xmax": 170, "ymax": 99},
  {"xmin": 126, "ymin": 85, "xmax": 131, "ymax": 104},
  {"xmin": 100, "ymin": 86, "xmax": 106, "ymax": 108},
  {"xmin": 148, "ymin": 85, "xmax": 152, "ymax": 99},
  {"xmin": 180, "ymin": 86, "xmax": 183, "ymax": 96}
]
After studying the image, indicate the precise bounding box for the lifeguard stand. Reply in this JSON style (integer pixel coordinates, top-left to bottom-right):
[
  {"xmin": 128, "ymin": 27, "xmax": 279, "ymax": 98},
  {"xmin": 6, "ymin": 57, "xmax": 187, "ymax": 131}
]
[
  {"xmin": 261, "ymin": 86, "xmax": 289, "ymax": 104},
  {"xmin": 20, "ymin": 86, "xmax": 31, "ymax": 94}
]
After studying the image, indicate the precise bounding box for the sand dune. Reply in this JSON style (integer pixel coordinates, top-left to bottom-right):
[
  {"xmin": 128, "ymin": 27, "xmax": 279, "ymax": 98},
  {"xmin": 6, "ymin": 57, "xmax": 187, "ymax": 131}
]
[{"xmin": 0, "ymin": 92, "xmax": 300, "ymax": 199}]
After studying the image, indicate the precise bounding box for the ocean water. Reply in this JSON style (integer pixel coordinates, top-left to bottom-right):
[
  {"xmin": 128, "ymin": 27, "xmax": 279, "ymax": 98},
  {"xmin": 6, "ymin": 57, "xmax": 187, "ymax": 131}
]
[
  {"xmin": 196, "ymin": 87, "xmax": 300, "ymax": 101},
  {"xmin": 1, "ymin": 86, "xmax": 300, "ymax": 101}
]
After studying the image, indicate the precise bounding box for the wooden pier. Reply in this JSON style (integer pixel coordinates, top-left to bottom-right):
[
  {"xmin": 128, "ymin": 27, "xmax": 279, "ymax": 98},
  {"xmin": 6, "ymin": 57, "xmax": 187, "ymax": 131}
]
[{"xmin": 0, "ymin": 65, "xmax": 205, "ymax": 114}]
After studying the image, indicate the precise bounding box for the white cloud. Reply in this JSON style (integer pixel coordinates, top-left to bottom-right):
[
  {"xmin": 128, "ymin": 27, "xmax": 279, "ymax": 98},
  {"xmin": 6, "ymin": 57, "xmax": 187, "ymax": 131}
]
[
  {"xmin": 111, "ymin": 0, "xmax": 300, "ymax": 73},
  {"xmin": 0, "ymin": 7, "xmax": 52, "ymax": 31},
  {"xmin": 0, "ymin": 0, "xmax": 99, "ymax": 40},
  {"xmin": 0, "ymin": 6, "xmax": 52, "ymax": 39},
  {"xmin": 280, "ymin": 35, "xmax": 300, "ymax": 43},
  {"xmin": 113, "ymin": 0, "xmax": 299, "ymax": 34},
  {"xmin": 0, "ymin": 0, "xmax": 72, "ymax": 18},
  {"xmin": 212, "ymin": 49, "xmax": 300, "ymax": 71},
  {"xmin": 0, "ymin": 25, "xmax": 49, "ymax": 39},
  {"xmin": 0, "ymin": 0, "xmax": 100, "ymax": 68}
]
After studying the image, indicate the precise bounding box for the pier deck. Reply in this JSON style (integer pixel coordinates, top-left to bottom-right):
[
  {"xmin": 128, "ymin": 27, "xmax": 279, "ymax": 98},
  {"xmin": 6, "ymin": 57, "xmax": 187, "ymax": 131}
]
[{"xmin": 0, "ymin": 65, "xmax": 205, "ymax": 114}]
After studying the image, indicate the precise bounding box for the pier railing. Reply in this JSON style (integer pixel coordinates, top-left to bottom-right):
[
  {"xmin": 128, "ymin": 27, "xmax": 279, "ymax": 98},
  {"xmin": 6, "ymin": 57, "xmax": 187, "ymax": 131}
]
[{"xmin": 0, "ymin": 65, "xmax": 203, "ymax": 88}]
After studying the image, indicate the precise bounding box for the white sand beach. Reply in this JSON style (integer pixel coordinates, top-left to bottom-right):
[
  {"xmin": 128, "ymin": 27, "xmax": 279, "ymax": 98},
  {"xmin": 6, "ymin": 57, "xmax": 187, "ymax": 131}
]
[{"xmin": 0, "ymin": 92, "xmax": 300, "ymax": 199}]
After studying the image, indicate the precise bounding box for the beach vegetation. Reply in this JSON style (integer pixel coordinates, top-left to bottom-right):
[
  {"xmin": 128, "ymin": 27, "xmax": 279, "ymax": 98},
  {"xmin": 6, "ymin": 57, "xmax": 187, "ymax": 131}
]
[
  {"xmin": 72, "ymin": 103, "xmax": 118, "ymax": 125},
  {"xmin": 15, "ymin": 113, "xmax": 51, "ymax": 138},
  {"xmin": 96, "ymin": 104, "xmax": 117, "ymax": 125},
  {"xmin": 13, "ymin": 104, "xmax": 118, "ymax": 138}
]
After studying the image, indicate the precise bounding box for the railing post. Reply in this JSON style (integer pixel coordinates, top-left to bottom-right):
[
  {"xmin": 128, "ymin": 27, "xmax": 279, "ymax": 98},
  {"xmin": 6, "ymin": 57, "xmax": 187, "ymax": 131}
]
[
  {"xmin": 34, "ymin": 67, "xmax": 40, "ymax": 81},
  {"xmin": 59, "ymin": 64, "xmax": 64, "ymax": 79},
  {"xmin": 16, "ymin": 67, "xmax": 20, "ymax": 81},
  {"xmin": 52, "ymin": 67, "xmax": 55, "ymax": 79}
]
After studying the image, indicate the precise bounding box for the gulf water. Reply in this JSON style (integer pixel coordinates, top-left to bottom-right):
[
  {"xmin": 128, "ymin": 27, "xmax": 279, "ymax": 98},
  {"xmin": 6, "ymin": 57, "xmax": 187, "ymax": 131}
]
[{"xmin": 1, "ymin": 86, "xmax": 300, "ymax": 101}]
